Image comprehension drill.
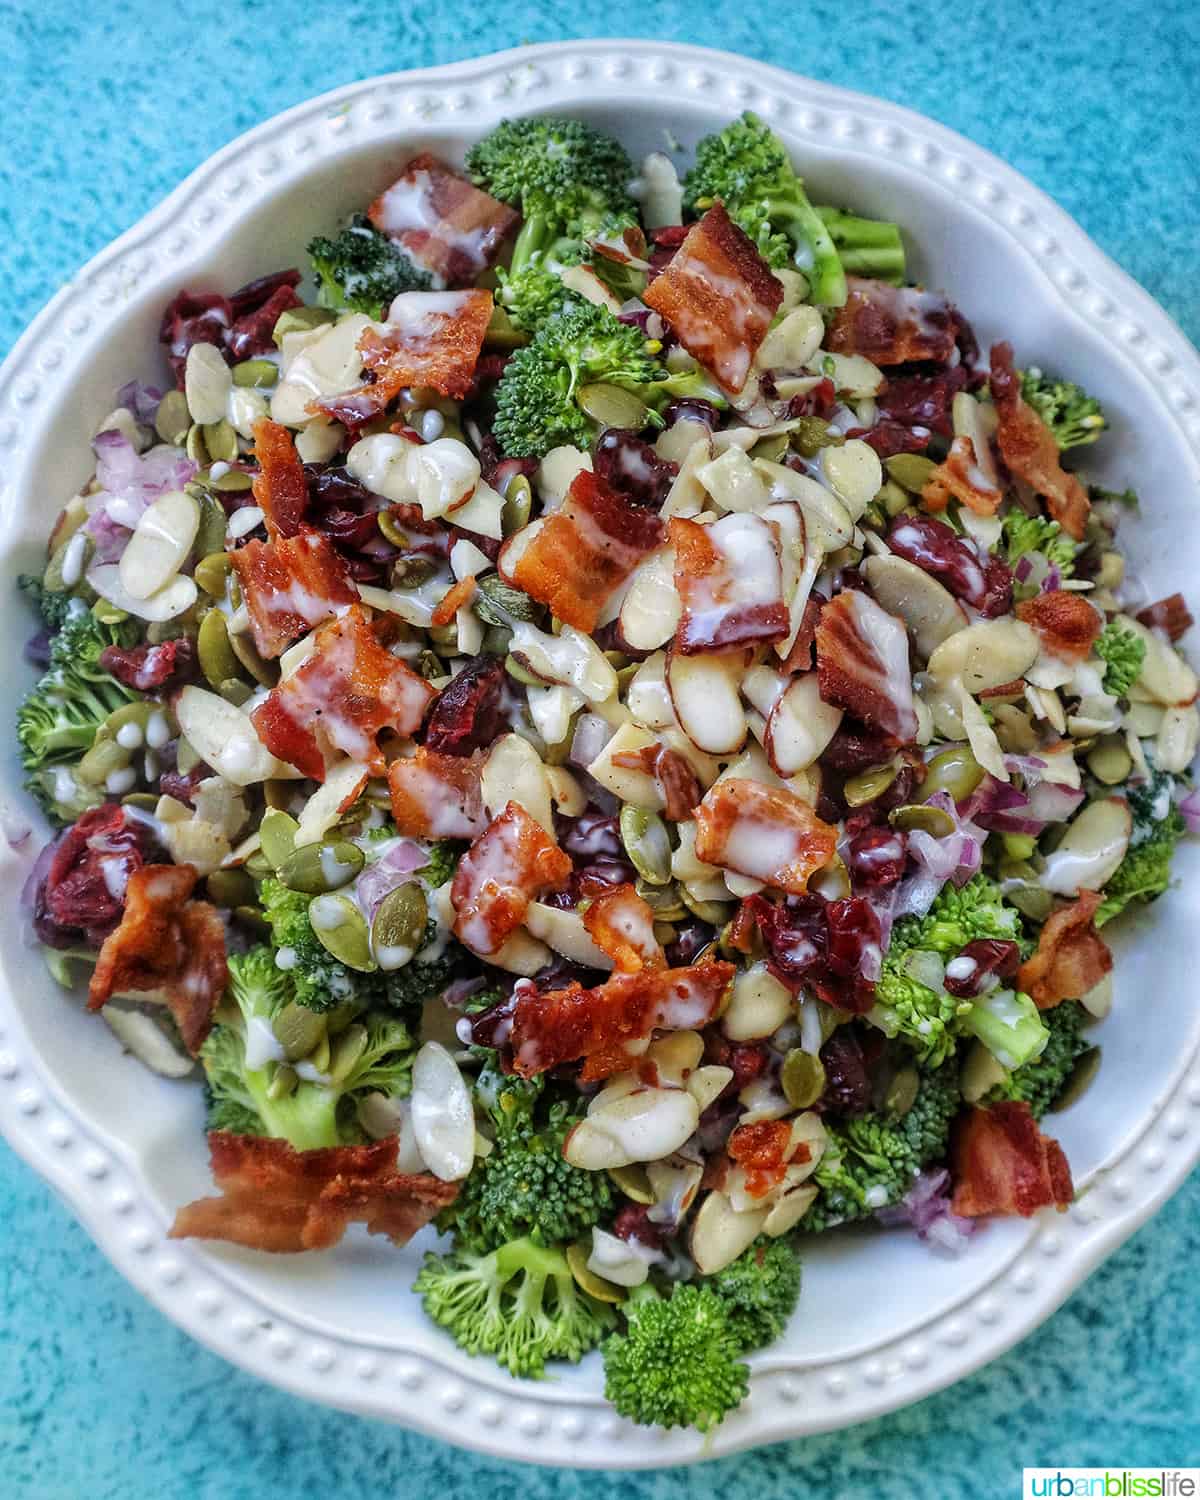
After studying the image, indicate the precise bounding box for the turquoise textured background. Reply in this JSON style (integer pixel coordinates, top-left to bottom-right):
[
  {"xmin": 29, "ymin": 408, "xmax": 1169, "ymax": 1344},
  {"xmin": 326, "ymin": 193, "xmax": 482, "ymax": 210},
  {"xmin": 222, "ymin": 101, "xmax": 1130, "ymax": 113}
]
[{"xmin": 2, "ymin": 4, "xmax": 1198, "ymax": 1495}]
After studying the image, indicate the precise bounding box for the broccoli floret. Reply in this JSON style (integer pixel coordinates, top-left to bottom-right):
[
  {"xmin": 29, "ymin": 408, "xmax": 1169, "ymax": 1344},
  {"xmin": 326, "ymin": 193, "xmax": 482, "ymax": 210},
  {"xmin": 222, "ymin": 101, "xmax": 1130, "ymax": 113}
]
[
  {"xmin": 989, "ymin": 1002, "xmax": 1090, "ymax": 1118},
  {"xmin": 602, "ymin": 1283, "xmax": 749, "ymax": 1434},
  {"xmin": 684, "ymin": 112, "xmax": 850, "ymax": 305},
  {"xmin": 421, "ymin": 839, "xmax": 463, "ymax": 889},
  {"xmin": 1094, "ymin": 622, "xmax": 1146, "ymax": 698},
  {"xmin": 815, "ymin": 205, "xmax": 906, "ymax": 285},
  {"xmin": 381, "ymin": 921, "xmax": 467, "ymax": 1008},
  {"xmin": 442, "ymin": 1072, "xmax": 611, "ymax": 1254},
  {"xmin": 414, "ymin": 1235, "xmax": 612, "ymax": 1378},
  {"xmin": 1000, "ymin": 512, "xmax": 1077, "ymax": 576},
  {"xmin": 961, "ymin": 986, "xmax": 1049, "ymax": 1072},
  {"xmin": 1089, "ymin": 484, "xmax": 1139, "ymax": 510},
  {"xmin": 307, "ymin": 215, "xmax": 431, "ymax": 318},
  {"xmin": 19, "ymin": 573, "xmax": 75, "ymax": 631},
  {"xmin": 1020, "ymin": 368, "xmax": 1108, "ymax": 450},
  {"xmin": 706, "ymin": 1238, "xmax": 802, "ymax": 1353},
  {"xmin": 1098, "ymin": 805, "xmax": 1185, "ymax": 924},
  {"xmin": 493, "ymin": 302, "xmax": 718, "ymax": 458},
  {"xmin": 497, "ymin": 260, "xmax": 582, "ymax": 332},
  {"xmin": 201, "ymin": 946, "xmax": 416, "ymax": 1150}
]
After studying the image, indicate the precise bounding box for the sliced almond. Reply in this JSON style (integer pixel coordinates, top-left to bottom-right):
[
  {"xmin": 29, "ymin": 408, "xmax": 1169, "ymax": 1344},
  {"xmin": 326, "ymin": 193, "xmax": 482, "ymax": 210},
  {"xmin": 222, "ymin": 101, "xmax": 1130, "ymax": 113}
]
[
  {"xmin": 271, "ymin": 314, "xmax": 372, "ymax": 427},
  {"xmin": 756, "ymin": 305, "xmax": 824, "ymax": 371},
  {"xmin": 175, "ymin": 685, "xmax": 285, "ymax": 787},
  {"xmin": 723, "ymin": 962, "xmax": 795, "ymax": 1042},
  {"xmin": 696, "ymin": 445, "xmax": 768, "ymax": 513},
  {"xmin": 819, "ymin": 439, "xmax": 882, "ymax": 522},
  {"xmin": 686, "ymin": 1065, "xmax": 734, "ymax": 1113},
  {"xmin": 565, "ymin": 1088, "xmax": 700, "ymax": 1170},
  {"xmin": 618, "ymin": 547, "xmax": 681, "ymax": 651},
  {"xmin": 755, "ymin": 460, "xmax": 854, "ymax": 552},
  {"xmin": 118, "ymin": 489, "xmax": 200, "ymax": 600},
  {"xmin": 446, "ymin": 478, "xmax": 504, "ymax": 539},
  {"xmin": 586, "ymin": 721, "xmax": 663, "ymax": 807},
  {"xmin": 763, "ymin": 1182, "xmax": 818, "ymax": 1237},
  {"xmin": 764, "ymin": 671, "xmax": 843, "ymax": 775},
  {"xmin": 689, "ymin": 1190, "xmax": 768, "ymax": 1275},
  {"xmin": 626, "ymin": 652, "xmax": 676, "ymax": 730},
  {"xmin": 666, "ymin": 651, "xmax": 747, "ymax": 755},
  {"xmin": 510, "ymin": 620, "xmax": 617, "ymax": 703},
  {"xmin": 410, "ymin": 1041, "xmax": 475, "ymax": 1182},
  {"xmin": 347, "ymin": 432, "xmax": 418, "ymax": 503},
  {"xmin": 481, "ymin": 733, "xmax": 555, "ymax": 833},
  {"xmin": 1041, "ymin": 797, "xmax": 1133, "ymax": 896},
  {"xmin": 89, "ymin": 564, "xmax": 197, "ymax": 624},
  {"xmin": 928, "ymin": 618, "xmax": 1040, "ymax": 693},
  {"xmin": 863, "ymin": 553, "xmax": 968, "ymax": 660},
  {"xmin": 535, "ymin": 445, "xmax": 592, "ymax": 508},
  {"xmin": 1117, "ymin": 614, "xmax": 1198, "ymax": 707},
  {"xmin": 292, "ymin": 759, "xmax": 370, "ymax": 844},
  {"xmin": 525, "ymin": 901, "xmax": 614, "ymax": 970},
  {"xmin": 488, "ymin": 928, "xmax": 553, "ymax": 976}
]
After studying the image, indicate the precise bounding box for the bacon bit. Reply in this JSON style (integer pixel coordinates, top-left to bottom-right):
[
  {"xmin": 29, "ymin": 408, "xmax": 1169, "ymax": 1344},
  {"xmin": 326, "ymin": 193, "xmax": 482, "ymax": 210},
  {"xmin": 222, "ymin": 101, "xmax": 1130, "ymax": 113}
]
[
  {"xmin": 581, "ymin": 883, "xmax": 666, "ymax": 973},
  {"xmin": 1017, "ymin": 890, "xmax": 1113, "ymax": 1009},
  {"xmin": 87, "ymin": 864, "xmax": 227, "ymax": 1055},
  {"xmin": 509, "ymin": 468, "xmax": 665, "ymax": 632},
  {"xmin": 99, "ymin": 637, "xmax": 197, "ymax": 692},
  {"xmin": 509, "ymin": 960, "xmax": 735, "ymax": 1079},
  {"xmin": 642, "ymin": 202, "xmax": 783, "ymax": 393},
  {"xmin": 920, "ymin": 435, "xmax": 1004, "ymax": 519},
  {"xmin": 670, "ymin": 513, "xmax": 788, "ymax": 655},
  {"xmin": 951, "ymin": 1102, "xmax": 1073, "ymax": 1218},
  {"xmin": 369, "ymin": 154, "xmax": 518, "ymax": 287},
  {"xmin": 429, "ymin": 574, "xmax": 477, "ymax": 629},
  {"xmin": 825, "ymin": 278, "xmax": 958, "ymax": 365},
  {"xmin": 251, "ymin": 605, "xmax": 435, "ymax": 781},
  {"xmin": 1137, "ymin": 592, "xmax": 1194, "ymax": 643},
  {"xmin": 388, "ymin": 746, "xmax": 487, "ymax": 838},
  {"xmin": 816, "ymin": 590, "xmax": 918, "ymax": 742},
  {"xmin": 359, "ymin": 288, "xmax": 493, "ymax": 398},
  {"xmin": 778, "ymin": 593, "xmax": 825, "ymax": 675},
  {"xmin": 610, "ymin": 741, "xmax": 701, "ymax": 820},
  {"xmin": 169, "ymin": 1132, "xmax": 459, "ymax": 1252},
  {"xmin": 727, "ymin": 1119, "xmax": 796, "ymax": 1199},
  {"xmin": 229, "ymin": 530, "xmax": 358, "ymax": 659},
  {"xmin": 451, "ymin": 801, "xmax": 572, "ymax": 957},
  {"xmin": 694, "ymin": 779, "xmax": 837, "ymax": 896},
  {"xmin": 990, "ymin": 342, "xmax": 1091, "ymax": 540},
  {"xmin": 250, "ymin": 418, "xmax": 308, "ymax": 540},
  {"xmin": 1016, "ymin": 589, "xmax": 1102, "ymax": 662}
]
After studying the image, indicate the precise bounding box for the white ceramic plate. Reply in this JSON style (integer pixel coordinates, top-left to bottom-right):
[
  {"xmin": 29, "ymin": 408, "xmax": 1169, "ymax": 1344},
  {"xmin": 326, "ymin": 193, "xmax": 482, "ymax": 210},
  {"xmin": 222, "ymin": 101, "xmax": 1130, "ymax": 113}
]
[{"xmin": 1, "ymin": 40, "xmax": 1198, "ymax": 1468}]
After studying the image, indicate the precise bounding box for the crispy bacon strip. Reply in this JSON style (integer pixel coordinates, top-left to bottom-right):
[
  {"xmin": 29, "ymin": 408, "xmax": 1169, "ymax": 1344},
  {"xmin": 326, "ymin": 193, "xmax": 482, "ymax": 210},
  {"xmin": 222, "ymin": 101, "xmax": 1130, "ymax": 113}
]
[
  {"xmin": 815, "ymin": 590, "xmax": 918, "ymax": 742},
  {"xmin": 825, "ymin": 278, "xmax": 958, "ymax": 365},
  {"xmin": 951, "ymin": 1102, "xmax": 1073, "ymax": 1218},
  {"xmin": 1017, "ymin": 890, "xmax": 1112, "ymax": 1009},
  {"xmin": 88, "ymin": 864, "xmax": 227, "ymax": 1055},
  {"xmin": 170, "ymin": 1133, "xmax": 458, "ymax": 1252},
  {"xmin": 920, "ymin": 435, "xmax": 1004, "ymax": 518},
  {"xmin": 252, "ymin": 606, "xmax": 435, "ymax": 781},
  {"xmin": 230, "ymin": 530, "xmax": 358, "ymax": 659},
  {"xmin": 369, "ymin": 153, "xmax": 518, "ymax": 287},
  {"xmin": 727, "ymin": 1119, "xmax": 802, "ymax": 1200},
  {"xmin": 1016, "ymin": 590, "xmax": 1102, "ymax": 662},
  {"xmin": 251, "ymin": 418, "xmax": 307, "ymax": 540},
  {"xmin": 611, "ymin": 741, "xmax": 701, "ymax": 820},
  {"xmin": 643, "ymin": 202, "xmax": 783, "ymax": 393},
  {"xmin": 990, "ymin": 342, "xmax": 1091, "ymax": 540},
  {"xmin": 429, "ymin": 573, "xmax": 477, "ymax": 628},
  {"xmin": 582, "ymin": 883, "xmax": 666, "ymax": 973},
  {"xmin": 389, "ymin": 747, "xmax": 487, "ymax": 839},
  {"xmin": 694, "ymin": 779, "xmax": 837, "ymax": 896},
  {"xmin": 510, "ymin": 960, "xmax": 736, "ymax": 1079},
  {"xmin": 507, "ymin": 469, "xmax": 665, "ymax": 632},
  {"xmin": 451, "ymin": 801, "xmax": 572, "ymax": 957},
  {"xmin": 670, "ymin": 513, "xmax": 788, "ymax": 655}
]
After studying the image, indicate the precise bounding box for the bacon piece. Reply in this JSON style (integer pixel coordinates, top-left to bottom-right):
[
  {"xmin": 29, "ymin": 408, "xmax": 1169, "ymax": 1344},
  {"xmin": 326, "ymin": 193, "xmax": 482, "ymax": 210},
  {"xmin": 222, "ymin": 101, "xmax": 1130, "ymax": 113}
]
[
  {"xmin": 359, "ymin": 289, "xmax": 493, "ymax": 399},
  {"xmin": 1016, "ymin": 589, "xmax": 1102, "ymax": 662},
  {"xmin": 508, "ymin": 469, "xmax": 665, "ymax": 632},
  {"xmin": 815, "ymin": 590, "xmax": 918, "ymax": 742},
  {"xmin": 990, "ymin": 342, "xmax": 1090, "ymax": 540},
  {"xmin": 694, "ymin": 779, "xmax": 837, "ymax": 896},
  {"xmin": 251, "ymin": 418, "xmax": 308, "ymax": 540},
  {"xmin": 252, "ymin": 605, "xmax": 435, "ymax": 781},
  {"xmin": 1017, "ymin": 890, "xmax": 1112, "ymax": 1009},
  {"xmin": 369, "ymin": 154, "xmax": 518, "ymax": 287},
  {"xmin": 87, "ymin": 864, "xmax": 227, "ymax": 1055},
  {"xmin": 642, "ymin": 202, "xmax": 783, "ymax": 393},
  {"xmin": 582, "ymin": 883, "xmax": 666, "ymax": 973},
  {"xmin": 670, "ymin": 512, "xmax": 788, "ymax": 654},
  {"xmin": 509, "ymin": 961, "xmax": 735, "ymax": 1079},
  {"xmin": 920, "ymin": 435, "xmax": 1004, "ymax": 519},
  {"xmin": 826, "ymin": 278, "xmax": 958, "ymax": 366},
  {"xmin": 388, "ymin": 746, "xmax": 487, "ymax": 838},
  {"xmin": 727, "ymin": 1119, "xmax": 804, "ymax": 1200},
  {"xmin": 951, "ymin": 1102, "xmax": 1073, "ymax": 1218},
  {"xmin": 450, "ymin": 801, "xmax": 572, "ymax": 957},
  {"xmin": 1137, "ymin": 592, "xmax": 1194, "ymax": 643},
  {"xmin": 230, "ymin": 530, "xmax": 358, "ymax": 658},
  {"xmin": 170, "ymin": 1132, "xmax": 459, "ymax": 1252},
  {"xmin": 429, "ymin": 574, "xmax": 477, "ymax": 628},
  {"xmin": 611, "ymin": 741, "xmax": 701, "ymax": 821}
]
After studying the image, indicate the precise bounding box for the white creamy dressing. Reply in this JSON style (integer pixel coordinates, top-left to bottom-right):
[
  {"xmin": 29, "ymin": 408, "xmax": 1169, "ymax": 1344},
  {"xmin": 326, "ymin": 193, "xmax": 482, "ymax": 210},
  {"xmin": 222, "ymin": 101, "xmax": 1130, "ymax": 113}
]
[{"xmin": 244, "ymin": 1015, "xmax": 287, "ymax": 1071}]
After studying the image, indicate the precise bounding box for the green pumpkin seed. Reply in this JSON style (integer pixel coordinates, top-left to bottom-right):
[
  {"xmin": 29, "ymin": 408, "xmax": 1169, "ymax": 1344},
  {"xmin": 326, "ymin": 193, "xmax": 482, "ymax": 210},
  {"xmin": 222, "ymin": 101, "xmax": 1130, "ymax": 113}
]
[
  {"xmin": 272, "ymin": 1001, "xmax": 328, "ymax": 1063},
  {"xmin": 155, "ymin": 389, "xmax": 192, "ymax": 446},
  {"xmin": 1049, "ymin": 1046, "xmax": 1101, "ymax": 1112},
  {"xmin": 484, "ymin": 306, "xmax": 529, "ymax": 351},
  {"xmin": 428, "ymin": 621, "xmax": 458, "ymax": 650},
  {"xmin": 43, "ymin": 531, "xmax": 93, "ymax": 593},
  {"xmin": 185, "ymin": 423, "xmax": 209, "ymax": 465},
  {"xmin": 203, "ymin": 419, "xmax": 239, "ymax": 465},
  {"xmin": 219, "ymin": 677, "xmax": 254, "ymax": 707},
  {"xmin": 565, "ymin": 1241, "xmax": 625, "ymax": 1305},
  {"xmin": 680, "ymin": 885, "xmax": 731, "ymax": 926},
  {"xmin": 388, "ymin": 552, "xmax": 438, "ymax": 588},
  {"xmin": 235, "ymin": 904, "xmax": 272, "ymax": 937},
  {"xmin": 213, "ymin": 467, "xmax": 254, "ymax": 493},
  {"xmin": 206, "ymin": 868, "xmax": 257, "ymax": 909},
  {"xmin": 194, "ymin": 550, "xmax": 233, "ymax": 599},
  {"xmin": 329, "ymin": 1023, "xmax": 369, "ymax": 1083},
  {"xmin": 620, "ymin": 805, "xmax": 672, "ymax": 885},
  {"xmin": 194, "ymin": 494, "xmax": 229, "ymax": 558},
  {"xmin": 481, "ymin": 624, "xmax": 513, "ymax": 657},
  {"xmin": 267, "ymin": 1063, "xmax": 299, "ymax": 1100},
  {"xmin": 885, "ymin": 454, "xmax": 937, "ymax": 493},
  {"xmin": 242, "ymin": 852, "xmax": 273, "ymax": 881},
  {"xmin": 273, "ymin": 306, "xmax": 335, "ymax": 344},
  {"xmin": 889, "ymin": 803, "xmax": 956, "ymax": 837},
  {"xmin": 501, "ymin": 474, "xmax": 532, "ymax": 536},
  {"xmin": 91, "ymin": 597, "xmax": 129, "ymax": 627},
  {"xmin": 104, "ymin": 700, "xmax": 159, "ymax": 738},
  {"xmin": 749, "ymin": 432, "xmax": 789, "ymax": 464},
  {"xmin": 921, "ymin": 746, "xmax": 984, "ymax": 804},
  {"xmin": 277, "ymin": 840, "xmax": 364, "ymax": 895},
  {"xmin": 78, "ymin": 736, "xmax": 132, "ymax": 784},
  {"xmin": 233, "ymin": 358, "xmax": 279, "ymax": 389},
  {"xmin": 325, "ymin": 1001, "xmax": 362, "ymax": 1038},
  {"xmin": 843, "ymin": 760, "xmax": 900, "ymax": 807},
  {"xmin": 416, "ymin": 649, "xmax": 445, "ymax": 680},
  {"xmin": 577, "ymin": 382, "xmax": 650, "ymax": 431},
  {"xmin": 1002, "ymin": 833, "xmax": 1038, "ymax": 861},
  {"xmin": 1005, "ymin": 882, "xmax": 1054, "ymax": 923},
  {"xmin": 635, "ymin": 877, "xmax": 686, "ymax": 922},
  {"xmin": 791, "ymin": 416, "xmax": 845, "ymax": 458},
  {"xmin": 371, "ymin": 881, "xmax": 428, "ymax": 965},
  {"xmin": 884, "ymin": 1064, "xmax": 920, "ymax": 1117},
  {"xmin": 876, "ymin": 479, "xmax": 912, "ymax": 517},
  {"xmin": 377, "ymin": 509, "xmax": 411, "ymax": 549},
  {"xmin": 781, "ymin": 1049, "xmax": 826, "ymax": 1109},
  {"xmin": 309, "ymin": 893, "xmax": 377, "ymax": 972},
  {"xmin": 476, "ymin": 573, "xmax": 539, "ymax": 626},
  {"xmin": 606, "ymin": 1164, "xmax": 655, "ymax": 1204},
  {"xmin": 198, "ymin": 608, "xmax": 243, "ymax": 688},
  {"xmin": 121, "ymin": 792, "xmax": 160, "ymax": 811},
  {"xmin": 229, "ymin": 627, "xmax": 276, "ymax": 686},
  {"xmin": 1087, "ymin": 739, "xmax": 1133, "ymax": 785}
]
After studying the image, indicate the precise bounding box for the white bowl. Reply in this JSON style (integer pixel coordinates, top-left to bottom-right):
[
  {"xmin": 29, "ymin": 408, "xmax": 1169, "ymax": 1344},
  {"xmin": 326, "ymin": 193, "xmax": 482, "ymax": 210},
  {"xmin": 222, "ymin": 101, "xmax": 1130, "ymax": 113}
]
[{"xmin": 1, "ymin": 40, "xmax": 1198, "ymax": 1469}]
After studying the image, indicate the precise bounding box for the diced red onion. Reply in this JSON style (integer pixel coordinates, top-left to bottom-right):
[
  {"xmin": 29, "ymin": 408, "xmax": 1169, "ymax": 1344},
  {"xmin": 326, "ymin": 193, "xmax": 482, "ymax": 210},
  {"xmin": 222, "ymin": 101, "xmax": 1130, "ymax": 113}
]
[
  {"xmin": 569, "ymin": 713, "xmax": 615, "ymax": 770},
  {"xmin": 877, "ymin": 1167, "xmax": 976, "ymax": 1254},
  {"xmin": 92, "ymin": 431, "xmax": 197, "ymax": 508},
  {"xmin": 115, "ymin": 381, "xmax": 164, "ymax": 425},
  {"xmin": 1177, "ymin": 787, "xmax": 1200, "ymax": 835},
  {"xmin": 1, "ymin": 802, "xmax": 32, "ymax": 852},
  {"xmin": 1014, "ymin": 556, "xmax": 1033, "ymax": 583},
  {"xmin": 353, "ymin": 839, "xmax": 431, "ymax": 920}
]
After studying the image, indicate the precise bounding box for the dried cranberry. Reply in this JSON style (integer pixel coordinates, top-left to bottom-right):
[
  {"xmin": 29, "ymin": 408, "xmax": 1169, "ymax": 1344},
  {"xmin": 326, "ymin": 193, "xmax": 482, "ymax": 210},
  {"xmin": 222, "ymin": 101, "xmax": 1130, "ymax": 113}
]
[
  {"xmin": 818, "ymin": 1029, "xmax": 873, "ymax": 1117},
  {"xmin": 159, "ymin": 765, "xmax": 207, "ymax": 807},
  {"xmin": 875, "ymin": 366, "xmax": 968, "ymax": 437},
  {"xmin": 742, "ymin": 894, "xmax": 826, "ymax": 989},
  {"xmin": 593, "ymin": 429, "xmax": 678, "ymax": 507},
  {"xmin": 305, "ymin": 465, "xmax": 371, "ymax": 510},
  {"xmin": 466, "ymin": 992, "xmax": 518, "ymax": 1051},
  {"xmin": 158, "ymin": 290, "xmax": 233, "ymax": 385},
  {"xmin": 824, "ymin": 897, "xmax": 883, "ymax": 980},
  {"xmin": 37, "ymin": 805, "xmax": 157, "ymax": 948},
  {"xmin": 99, "ymin": 637, "xmax": 197, "ymax": 692},
  {"xmin": 570, "ymin": 858, "xmax": 638, "ymax": 900},
  {"xmin": 561, "ymin": 811, "xmax": 623, "ymax": 860},
  {"xmin": 785, "ymin": 377, "xmax": 837, "ymax": 419},
  {"xmin": 821, "ymin": 722, "xmax": 901, "ymax": 774},
  {"xmin": 228, "ymin": 268, "xmax": 301, "ymax": 318},
  {"xmin": 227, "ymin": 283, "xmax": 302, "ymax": 361},
  {"xmin": 423, "ymin": 656, "xmax": 507, "ymax": 756},
  {"xmin": 662, "ymin": 397, "xmax": 722, "ymax": 430},
  {"xmin": 887, "ymin": 513, "xmax": 1012, "ymax": 618},
  {"xmin": 1137, "ymin": 592, "xmax": 1194, "ymax": 643},
  {"xmin": 611, "ymin": 1202, "xmax": 665, "ymax": 1249},
  {"xmin": 665, "ymin": 919, "xmax": 715, "ymax": 967},
  {"xmin": 313, "ymin": 508, "xmax": 380, "ymax": 549},
  {"xmin": 846, "ymin": 825, "xmax": 908, "ymax": 888},
  {"xmin": 855, "ymin": 421, "xmax": 931, "ymax": 459},
  {"xmin": 942, "ymin": 938, "xmax": 1022, "ymax": 998},
  {"xmin": 651, "ymin": 225, "xmax": 689, "ymax": 246}
]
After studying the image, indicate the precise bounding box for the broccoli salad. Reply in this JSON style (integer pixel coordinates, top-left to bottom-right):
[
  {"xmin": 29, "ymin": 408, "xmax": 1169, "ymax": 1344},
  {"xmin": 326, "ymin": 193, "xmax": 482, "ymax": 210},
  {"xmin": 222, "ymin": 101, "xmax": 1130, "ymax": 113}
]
[{"xmin": 15, "ymin": 111, "xmax": 1199, "ymax": 1437}]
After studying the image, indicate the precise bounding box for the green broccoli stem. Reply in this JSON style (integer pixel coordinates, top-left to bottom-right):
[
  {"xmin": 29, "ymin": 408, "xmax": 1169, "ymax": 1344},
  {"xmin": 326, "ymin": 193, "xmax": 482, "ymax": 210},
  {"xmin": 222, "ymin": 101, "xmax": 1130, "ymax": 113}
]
[
  {"xmin": 815, "ymin": 206, "xmax": 906, "ymax": 285},
  {"xmin": 766, "ymin": 196, "xmax": 847, "ymax": 307}
]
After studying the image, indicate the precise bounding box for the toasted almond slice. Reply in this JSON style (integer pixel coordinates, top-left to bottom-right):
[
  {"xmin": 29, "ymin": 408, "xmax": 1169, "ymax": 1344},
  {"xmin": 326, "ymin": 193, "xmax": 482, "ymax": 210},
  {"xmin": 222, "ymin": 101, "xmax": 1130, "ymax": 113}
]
[
  {"xmin": 89, "ymin": 564, "xmax": 197, "ymax": 624},
  {"xmin": 1041, "ymin": 797, "xmax": 1133, "ymax": 896},
  {"xmin": 666, "ymin": 651, "xmax": 747, "ymax": 756},
  {"xmin": 481, "ymin": 733, "xmax": 555, "ymax": 833},
  {"xmin": 525, "ymin": 901, "xmax": 614, "ymax": 969},
  {"xmin": 689, "ymin": 1190, "xmax": 768, "ymax": 1275},
  {"xmin": 118, "ymin": 489, "xmax": 200, "ymax": 600},
  {"xmin": 764, "ymin": 671, "xmax": 843, "ymax": 775},
  {"xmin": 175, "ymin": 685, "xmax": 285, "ymax": 788},
  {"xmin": 928, "ymin": 618, "xmax": 1040, "ymax": 692},
  {"xmin": 863, "ymin": 553, "xmax": 968, "ymax": 660},
  {"xmin": 618, "ymin": 547, "xmax": 681, "ymax": 652}
]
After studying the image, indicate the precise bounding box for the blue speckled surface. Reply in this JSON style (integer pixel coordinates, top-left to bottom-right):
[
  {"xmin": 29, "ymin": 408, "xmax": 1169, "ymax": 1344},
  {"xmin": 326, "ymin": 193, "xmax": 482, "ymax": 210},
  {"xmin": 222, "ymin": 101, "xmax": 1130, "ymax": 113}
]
[{"xmin": 2, "ymin": 4, "xmax": 1198, "ymax": 1494}]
